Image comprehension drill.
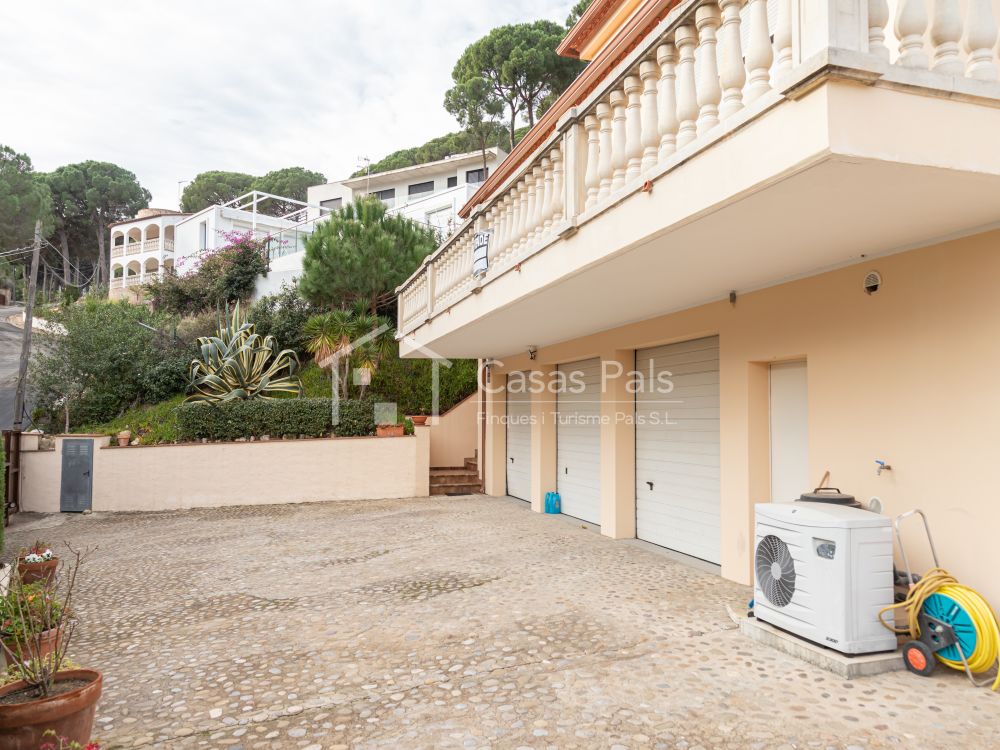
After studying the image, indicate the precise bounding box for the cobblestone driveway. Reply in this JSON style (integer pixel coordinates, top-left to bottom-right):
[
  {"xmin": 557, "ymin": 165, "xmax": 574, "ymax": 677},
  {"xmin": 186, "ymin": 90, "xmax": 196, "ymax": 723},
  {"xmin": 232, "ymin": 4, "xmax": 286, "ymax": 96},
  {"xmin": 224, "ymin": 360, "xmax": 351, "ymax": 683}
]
[{"xmin": 7, "ymin": 496, "xmax": 998, "ymax": 749}]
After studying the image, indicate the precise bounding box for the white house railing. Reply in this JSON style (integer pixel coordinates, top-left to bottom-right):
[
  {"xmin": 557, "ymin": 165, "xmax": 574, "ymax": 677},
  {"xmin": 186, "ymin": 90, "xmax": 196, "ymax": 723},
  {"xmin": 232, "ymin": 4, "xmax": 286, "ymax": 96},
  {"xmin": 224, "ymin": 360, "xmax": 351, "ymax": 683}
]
[{"xmin": 397, "ymin": 0, "xmax": 1000, "ymax": 333}]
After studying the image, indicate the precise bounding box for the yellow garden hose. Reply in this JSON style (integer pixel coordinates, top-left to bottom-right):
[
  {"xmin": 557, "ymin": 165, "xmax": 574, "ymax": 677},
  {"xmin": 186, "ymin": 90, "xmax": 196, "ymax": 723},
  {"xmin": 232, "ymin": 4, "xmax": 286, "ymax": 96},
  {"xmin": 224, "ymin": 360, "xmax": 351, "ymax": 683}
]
[{"xmin": 879, "ymin": 568, "xmax": 1000, "ymax": 691}]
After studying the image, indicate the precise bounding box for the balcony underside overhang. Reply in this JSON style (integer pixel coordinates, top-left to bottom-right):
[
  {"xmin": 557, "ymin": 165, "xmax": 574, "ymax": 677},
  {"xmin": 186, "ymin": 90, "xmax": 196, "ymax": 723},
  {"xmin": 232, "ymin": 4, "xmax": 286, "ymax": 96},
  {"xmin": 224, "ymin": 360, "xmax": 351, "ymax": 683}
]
[{"xmin": 400, "ymin": 81, "xmax": 1000, "ymax": 360}]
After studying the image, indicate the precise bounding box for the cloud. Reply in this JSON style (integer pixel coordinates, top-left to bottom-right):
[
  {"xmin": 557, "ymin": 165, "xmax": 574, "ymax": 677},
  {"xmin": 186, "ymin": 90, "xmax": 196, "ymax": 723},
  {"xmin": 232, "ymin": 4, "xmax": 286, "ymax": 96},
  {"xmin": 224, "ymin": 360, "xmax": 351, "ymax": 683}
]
[{"xmin": 0, "ymin": 0, "xmax": 573, "ymax": 208}]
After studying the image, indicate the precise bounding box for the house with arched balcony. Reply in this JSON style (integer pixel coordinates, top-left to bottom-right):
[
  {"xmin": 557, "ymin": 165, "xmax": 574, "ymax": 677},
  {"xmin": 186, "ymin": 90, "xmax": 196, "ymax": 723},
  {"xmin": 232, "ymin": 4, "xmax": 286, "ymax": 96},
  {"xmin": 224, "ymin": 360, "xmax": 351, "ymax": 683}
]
[{"xmin": 109, "ymin": 208, "xmax": 187, "ymax": 302}]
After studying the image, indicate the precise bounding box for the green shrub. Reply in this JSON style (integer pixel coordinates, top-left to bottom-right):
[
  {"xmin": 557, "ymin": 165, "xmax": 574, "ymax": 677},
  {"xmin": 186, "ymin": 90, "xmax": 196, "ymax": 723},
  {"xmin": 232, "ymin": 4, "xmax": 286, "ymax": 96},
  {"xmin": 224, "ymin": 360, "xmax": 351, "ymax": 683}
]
[
  {"xmin": 175, "ymin": 398, "xmax": 377, "ymax": 441},
  {"xmin": 332, "ymin": 398, "xmax": 375, "ymax": 437},
  {"xmin": 370, "ymin": 356, "xmax": 478, "ymax": 415},
  {"xmin": 75, "ymin": 394, "xmax": 185, "ymax": 445}
]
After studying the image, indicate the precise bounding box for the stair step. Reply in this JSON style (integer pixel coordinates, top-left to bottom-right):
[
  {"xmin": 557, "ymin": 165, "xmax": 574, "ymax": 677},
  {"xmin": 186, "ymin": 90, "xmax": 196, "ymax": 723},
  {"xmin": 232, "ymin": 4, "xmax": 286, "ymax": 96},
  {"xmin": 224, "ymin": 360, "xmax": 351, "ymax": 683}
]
[
  {"xmin": 430, "ymin": 477, "xmax": 479, "ymax": 488},
  {"xmin": 430, "ymin": 485, "xmax": 481, "ymax": 496},
  {"xmin": 431, "ymin": 468, "xmax": 479, "ymax": 476}
]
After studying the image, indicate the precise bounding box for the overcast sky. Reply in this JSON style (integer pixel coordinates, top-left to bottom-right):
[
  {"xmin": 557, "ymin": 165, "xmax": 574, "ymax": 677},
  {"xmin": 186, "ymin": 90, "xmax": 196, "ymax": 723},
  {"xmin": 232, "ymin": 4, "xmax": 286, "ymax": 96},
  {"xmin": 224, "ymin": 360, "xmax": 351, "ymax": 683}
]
[{"xmin": 1, "ymin": 0, "xmax": 574, "ymax": 209}]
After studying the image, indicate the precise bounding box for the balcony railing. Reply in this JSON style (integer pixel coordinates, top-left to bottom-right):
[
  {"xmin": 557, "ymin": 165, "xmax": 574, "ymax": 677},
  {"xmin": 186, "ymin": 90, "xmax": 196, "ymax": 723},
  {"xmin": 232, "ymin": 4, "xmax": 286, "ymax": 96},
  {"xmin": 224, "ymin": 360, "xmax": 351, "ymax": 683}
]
[
  {"xmin": 124, "ymin": 276, "xmax": 141, "ymax": 287},
  {"xmin": 110, "ymin": 278, "xmax": 123, "ymax": 289},
  {"xmin": 397, "ymin": 0, "xmax": 1000, "ymax": 333}
]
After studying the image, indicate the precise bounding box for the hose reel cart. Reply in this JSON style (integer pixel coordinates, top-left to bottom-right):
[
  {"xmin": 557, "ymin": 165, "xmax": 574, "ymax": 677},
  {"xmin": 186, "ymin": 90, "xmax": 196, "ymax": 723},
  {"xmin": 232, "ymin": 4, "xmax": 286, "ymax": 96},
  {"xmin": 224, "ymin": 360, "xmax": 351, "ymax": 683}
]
[{"xmin": 879, "ymin": 510, "xmax": 1000, "ymax": 690}]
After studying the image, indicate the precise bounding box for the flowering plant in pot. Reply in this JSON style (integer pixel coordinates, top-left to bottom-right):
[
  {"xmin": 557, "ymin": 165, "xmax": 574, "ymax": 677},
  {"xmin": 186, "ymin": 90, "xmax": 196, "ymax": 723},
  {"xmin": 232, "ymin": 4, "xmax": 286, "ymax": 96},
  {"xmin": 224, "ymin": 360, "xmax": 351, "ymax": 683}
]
[
  {"xmin": 375, "ymin": 414, "xmax": 406, "ymax": 437},
  {"xmin": 0, "ymin": 582, "xmax": 67, "ymax": 663},
  {"xmin": 0, "ymin": 546, "xmax": 102, "ymax": 749},
  {"xmin": 16, "ymin": 542, "xmax": 58, "ymax": 586}
]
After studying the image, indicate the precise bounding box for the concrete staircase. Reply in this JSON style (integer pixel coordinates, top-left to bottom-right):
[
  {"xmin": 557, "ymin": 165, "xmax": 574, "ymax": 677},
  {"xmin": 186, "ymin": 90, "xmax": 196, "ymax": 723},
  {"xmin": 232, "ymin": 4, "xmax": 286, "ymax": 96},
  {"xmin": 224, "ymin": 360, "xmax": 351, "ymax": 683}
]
[{"xmin": 430, "ymin": 454, "xmax": 480, "ymax": 495}]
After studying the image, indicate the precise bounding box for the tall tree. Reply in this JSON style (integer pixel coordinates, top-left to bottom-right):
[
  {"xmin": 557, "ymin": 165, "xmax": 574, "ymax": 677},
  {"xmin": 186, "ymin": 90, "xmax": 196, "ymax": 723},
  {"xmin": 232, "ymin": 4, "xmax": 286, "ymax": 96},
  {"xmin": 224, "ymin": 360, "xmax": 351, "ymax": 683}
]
[
  {"xmin": 180, "ymin": 171, "xmax": 255, "ymax": 213},
  {"xmin": 78, "ymin": 161, "xmax": 150, "ymax": 287},
  {"xmin": 444, "ymin": 77, "xmax": 504, "ymax": 173},
  {"xmin": 44, "ymin": 165, "xmax": 91, "ymax": 283},
  {"xmin": 299, "ymin": 197, "xmax": 438, "ymax": 314},
  {"xmin": 252, "ymin": 167, "xmax": 326, "ymax": 217},
  {"xmin": 451, "ymin": 22, "xmax": 585, "ymax": 149},
  {"xmin": 0, "ymin": 145, "xmax": 52, "ymax": 249}
]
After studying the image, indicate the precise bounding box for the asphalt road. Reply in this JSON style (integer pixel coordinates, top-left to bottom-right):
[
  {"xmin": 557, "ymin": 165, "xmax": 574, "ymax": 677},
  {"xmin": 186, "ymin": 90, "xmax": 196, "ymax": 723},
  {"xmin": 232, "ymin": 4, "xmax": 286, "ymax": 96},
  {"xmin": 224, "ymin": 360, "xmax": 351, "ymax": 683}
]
[{"xmin": 0, "ymin": 305, "xmax": 27, "ymax": 431}]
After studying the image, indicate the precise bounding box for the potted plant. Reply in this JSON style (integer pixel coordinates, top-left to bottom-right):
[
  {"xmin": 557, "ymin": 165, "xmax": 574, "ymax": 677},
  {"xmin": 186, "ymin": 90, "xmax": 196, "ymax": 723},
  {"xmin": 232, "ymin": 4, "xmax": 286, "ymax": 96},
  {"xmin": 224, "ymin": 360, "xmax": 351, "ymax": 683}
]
[
  {"xmin": 0, "ymin": 582, "xmax": 66, "ymax": 663},
  {"xmin": 376, "ymin": 415, "xmax": 405, "ymax": 438},
  {"xmin": 116, "ymin": 429, "xmax": 131, "ymax": 447},
  {"xmin": 409, "ymin": 407, "xmax": 429, "ymax": 426},
  {"xmin": 16, "ymin": 543, "xmax": 58, "ymax": 586},
  {"xmin": 0, "ymin": 546, "xmax": 102, "ymax": 748}
]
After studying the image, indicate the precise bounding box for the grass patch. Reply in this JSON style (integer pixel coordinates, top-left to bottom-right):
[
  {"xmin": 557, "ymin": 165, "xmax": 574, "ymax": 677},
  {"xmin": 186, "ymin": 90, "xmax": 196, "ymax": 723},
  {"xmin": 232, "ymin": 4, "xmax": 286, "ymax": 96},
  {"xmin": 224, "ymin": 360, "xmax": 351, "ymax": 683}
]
[{"xmin": 75, "ymin": 394, "xmax": 186, "ymax": 445}]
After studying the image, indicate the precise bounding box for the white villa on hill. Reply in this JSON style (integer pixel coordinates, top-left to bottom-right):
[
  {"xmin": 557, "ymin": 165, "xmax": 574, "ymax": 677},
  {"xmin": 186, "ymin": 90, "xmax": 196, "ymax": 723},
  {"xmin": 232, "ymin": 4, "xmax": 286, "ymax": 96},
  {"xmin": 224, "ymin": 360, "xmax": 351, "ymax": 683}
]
[{"xmin": 109, "ymin": 148, "xmax": 507, "ymax": 302}]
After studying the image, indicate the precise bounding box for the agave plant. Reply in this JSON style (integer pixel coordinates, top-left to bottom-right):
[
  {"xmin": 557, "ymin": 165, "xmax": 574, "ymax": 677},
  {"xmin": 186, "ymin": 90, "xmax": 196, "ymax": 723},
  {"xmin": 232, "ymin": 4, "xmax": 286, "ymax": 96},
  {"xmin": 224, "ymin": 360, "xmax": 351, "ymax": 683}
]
[{"xmin": 186, "ymin": 301, "xmax": 302, "ymax": 402}]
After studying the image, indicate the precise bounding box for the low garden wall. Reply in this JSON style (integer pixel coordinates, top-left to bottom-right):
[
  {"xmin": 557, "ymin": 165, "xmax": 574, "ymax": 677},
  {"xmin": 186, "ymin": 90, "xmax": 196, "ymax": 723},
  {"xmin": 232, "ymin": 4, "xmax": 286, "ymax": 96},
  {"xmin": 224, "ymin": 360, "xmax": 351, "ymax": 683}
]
[{"xmin": 19, "ymin": 429, "xmax": 430, "ymax": 513}]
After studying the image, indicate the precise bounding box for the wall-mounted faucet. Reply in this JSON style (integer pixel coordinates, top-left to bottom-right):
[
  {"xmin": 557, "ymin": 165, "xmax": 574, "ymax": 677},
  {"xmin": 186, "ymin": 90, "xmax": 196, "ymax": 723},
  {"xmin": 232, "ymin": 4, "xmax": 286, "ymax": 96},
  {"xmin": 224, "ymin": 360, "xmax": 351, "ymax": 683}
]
[{"xmin": 875, "ymin": 459, "xmax": 892, "ymax": 476}]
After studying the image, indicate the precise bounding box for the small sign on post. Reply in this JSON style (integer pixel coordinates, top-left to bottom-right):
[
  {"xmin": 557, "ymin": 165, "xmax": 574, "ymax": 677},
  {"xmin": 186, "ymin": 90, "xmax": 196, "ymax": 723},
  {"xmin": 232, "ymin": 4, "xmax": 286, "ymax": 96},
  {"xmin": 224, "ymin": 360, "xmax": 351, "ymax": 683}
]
[{"xmin": 472, "ymin": 231, "xmax": 490, "ymax": 278}]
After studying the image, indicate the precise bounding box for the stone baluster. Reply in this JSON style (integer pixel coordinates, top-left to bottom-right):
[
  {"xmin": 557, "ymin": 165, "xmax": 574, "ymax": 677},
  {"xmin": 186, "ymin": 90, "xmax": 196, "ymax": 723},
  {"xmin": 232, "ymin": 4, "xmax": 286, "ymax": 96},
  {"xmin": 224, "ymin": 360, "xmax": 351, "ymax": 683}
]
[
  {"xmin": 540, "ymin": 157, "xmax": 554, "ymax": 234},
  {"xmin": 624, "ymin": 75, "xmax": 644, "ymax": 181},
  {"xmin": 695, "ymin": 3, "xmax": 723, "ymax": 135},
  {"xmin": 639, "ymin": 61, "xmax": 660, "ymax": 171},
  {"xmin": 493, "ymin": 196, "xmax": 509, "ymax": 259},
  {"xmin": 775, "ymin": 0, "xmax": 793, "ymax": 71},
  {"xmin": 718, "ymin": 0, "xmax": 746, "ymax": 119},
  {"xmin": 868, "ymin": 0, "xmax": 891, "ymax": 61},
  {"xmin": 514, "ymin": 181, "xmax": 528, "ymax": 251},
  {"xmin": 610, "ymin": 90, "xmax": 628, "ymax": 191},
  {"xmin": 930, "ymin": 0, "xmax": 964, "ymax": 74},
  {"xmin": 597, "ymin": 101, "xmax": 614, "ymax": 201},
  {"xmin": 550, "ymin": 146, "xmax": 565, "ymax": 224},
  {"xmin": 584, "ymin": 114, "xmax": 601, "ymax": 208},
  {"xmin": 674, "ymin": 26, "xmax": 699, "ymax": 147},
  {"xmin": 964, "ymin": 0, "xmax": 999, "ymax": 80},
  {"xmin": 656, "ymin": 43, "xmax": 679, "ymax": 159},
  {"xmin": 533, "ymin": 165, "xmax": 546, "ymax": 240},
  {"xmin": 521, "ymin": 173, "xmax": 537, "ymax": 248},
  {"xmin": 745, "ymin": 0, "xmax": 773, "ymax": 100},
  {"xmin": 895, "ymin": 0, "xmax": 930, "ymax": 68}
]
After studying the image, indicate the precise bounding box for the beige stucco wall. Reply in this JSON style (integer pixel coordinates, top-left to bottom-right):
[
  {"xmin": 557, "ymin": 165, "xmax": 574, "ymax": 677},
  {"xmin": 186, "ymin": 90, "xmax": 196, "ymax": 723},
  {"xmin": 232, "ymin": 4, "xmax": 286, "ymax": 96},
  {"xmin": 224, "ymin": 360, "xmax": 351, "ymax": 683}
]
[
  {"xmin": 486, "ymin": 230, "xmax": 1000, "ymax": 607},
  {"xmin": 427, "ymin": 393, "xmax": 478, "ymax": 468},
  {"xmin": 20, "ymin": 428, "xmax": 430, "ymax": 514}
]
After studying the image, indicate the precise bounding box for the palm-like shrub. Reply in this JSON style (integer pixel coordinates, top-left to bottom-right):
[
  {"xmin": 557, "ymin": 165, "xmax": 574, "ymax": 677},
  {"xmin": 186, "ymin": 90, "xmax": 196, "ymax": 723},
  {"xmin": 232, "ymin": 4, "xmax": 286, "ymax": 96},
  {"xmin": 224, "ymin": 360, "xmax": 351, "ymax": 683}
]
[
  {"xmin": 303, "ymin": 301, "xmax": 394, "ymax": 399},
  {"xmin": 186, "ymin": 302, "xmax": 302, "ymax": 402}
]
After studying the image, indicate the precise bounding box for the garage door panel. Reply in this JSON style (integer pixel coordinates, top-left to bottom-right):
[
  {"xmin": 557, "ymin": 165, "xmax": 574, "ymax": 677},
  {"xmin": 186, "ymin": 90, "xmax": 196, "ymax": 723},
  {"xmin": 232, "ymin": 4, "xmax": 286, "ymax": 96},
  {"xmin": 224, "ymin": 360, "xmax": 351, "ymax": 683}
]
[
  {"xmin": 506, "ymin": 383, "xmax": 532, "ymax": 501},
  {"xmin": 636, "ymin": 336, "xmax": 721, "ymax": 564},
  {"xmin": 557, "ymin": 358, "xmax": 602, "ymax": 525}
]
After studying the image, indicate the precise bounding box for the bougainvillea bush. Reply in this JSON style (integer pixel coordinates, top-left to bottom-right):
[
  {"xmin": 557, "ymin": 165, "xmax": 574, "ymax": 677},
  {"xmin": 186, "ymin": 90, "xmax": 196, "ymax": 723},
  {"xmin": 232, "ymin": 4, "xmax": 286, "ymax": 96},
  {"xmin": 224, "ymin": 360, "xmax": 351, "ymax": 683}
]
[{"xmin": 145, "ymin": 230, "xmax": 271, "ymax": 316}]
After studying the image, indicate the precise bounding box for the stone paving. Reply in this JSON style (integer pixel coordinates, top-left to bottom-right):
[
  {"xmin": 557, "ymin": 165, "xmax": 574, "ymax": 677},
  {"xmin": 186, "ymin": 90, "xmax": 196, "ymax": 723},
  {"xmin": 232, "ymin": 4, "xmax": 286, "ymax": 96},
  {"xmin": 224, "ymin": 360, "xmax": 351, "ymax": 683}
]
[{"xmin": 6, "ymin": 496, "xmax": 999, "ymax": 749}]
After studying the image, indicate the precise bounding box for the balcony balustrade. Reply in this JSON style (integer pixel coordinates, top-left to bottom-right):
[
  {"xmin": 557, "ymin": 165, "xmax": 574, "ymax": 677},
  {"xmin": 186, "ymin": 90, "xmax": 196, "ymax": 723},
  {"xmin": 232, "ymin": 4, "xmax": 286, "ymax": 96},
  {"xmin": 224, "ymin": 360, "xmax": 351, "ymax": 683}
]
[{"xmin": 397, "ymin": 0, "xmax": 1000, "ymax": 336}]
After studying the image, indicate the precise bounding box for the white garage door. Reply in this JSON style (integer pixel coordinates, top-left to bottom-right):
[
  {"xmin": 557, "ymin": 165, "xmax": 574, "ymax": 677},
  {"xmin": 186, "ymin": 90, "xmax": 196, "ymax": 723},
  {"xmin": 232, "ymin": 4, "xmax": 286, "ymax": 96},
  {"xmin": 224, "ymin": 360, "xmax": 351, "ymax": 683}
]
[
  {"xmin": 506, "ymin": 379, "xmax": 532, "ymax": 502},
  {"xmin": 557, "ymin": 358, "xmax": 602, "ymax": 524},
  {"xmin": 635, "ymin": 336, "xmax": 721, "ymax": 564}
]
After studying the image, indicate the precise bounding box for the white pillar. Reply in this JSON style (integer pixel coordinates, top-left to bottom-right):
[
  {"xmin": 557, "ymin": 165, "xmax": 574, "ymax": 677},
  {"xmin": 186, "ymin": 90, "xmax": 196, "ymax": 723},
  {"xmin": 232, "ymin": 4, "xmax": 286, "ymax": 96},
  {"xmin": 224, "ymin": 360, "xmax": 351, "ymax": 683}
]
[
  {"xmin": 597, "ymin": 101, "xmax": 614, "ymax": 200},
  {"xmin": 639, "ymin": 60, "xmax": 660, "ymax": 172},
  {"xmin": 656, "ymin": 43, "xmax": 679, "ymax": 159},
  {"xmin": 695, "ymin": 3, "xmax": 723, "ymax": 135},
  {"xmin": 675, "ymin": 26, "xmax": 699, "ymax": 147},
  {"xmin": 718, "ymin": 0, "xmax": 746, "ymax": 119},
  {"xmin": 930, "ymin": 0, "xmax": 964, "ymax": 74},
  {"xmin": 745, "ymin": 0, "xmax": 774, "ymax": 100},
  {"xmin": 610, "ymin": 90, "xmax": 628, "ymax": 191},
  {"xmin": 624, "ymin": 75, "xmax": 643, "ymax": 182},
  {"xmin": 584, "ymin": 114, "xmax": 601, "ymax": 208},
  {"xmin": 868, "ymin": 0, "xmax": 891, "ymax": 60},
  {"xmin": 964, "ymin": 0, "xmax": 999, "ymax": 80},
  {"xmin": 895, "ymin": 0, "xmax": 930, "ymax": 68}
]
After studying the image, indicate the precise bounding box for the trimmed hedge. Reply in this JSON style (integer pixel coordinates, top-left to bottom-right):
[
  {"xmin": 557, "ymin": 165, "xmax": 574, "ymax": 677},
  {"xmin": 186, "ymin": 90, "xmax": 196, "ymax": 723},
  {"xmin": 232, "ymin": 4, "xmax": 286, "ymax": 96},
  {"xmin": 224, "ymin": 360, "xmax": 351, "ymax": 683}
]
[{"xmin": 176, "ymin": 398, "xmax": 376, "ymax": 441}]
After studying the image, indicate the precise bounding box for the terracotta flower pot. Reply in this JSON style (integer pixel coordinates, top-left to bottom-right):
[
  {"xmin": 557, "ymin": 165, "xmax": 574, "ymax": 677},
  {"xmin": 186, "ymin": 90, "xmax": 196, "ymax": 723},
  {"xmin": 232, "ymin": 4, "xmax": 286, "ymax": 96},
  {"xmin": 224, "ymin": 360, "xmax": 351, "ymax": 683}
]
[
  {"xmin": 409, "ymin": 415, "xmax": 428, "ymax": 426},
  {"xmin": 376, "ymin": 424, "xmax": 405, "ymax": 438},
  {"xmin": 2, "ymin": 627, "xmax": 62, "ymax": 664},
  {"xmin": 0, "ymin": 669, "xmax": 102, "ymax": 749},
  {"xmin": 15, "ymin": 558, "xmax": 58, "ymax": 587},
  {"xmin": 117, "ymin": 430, "xmax": 131, "ymax": 447}
]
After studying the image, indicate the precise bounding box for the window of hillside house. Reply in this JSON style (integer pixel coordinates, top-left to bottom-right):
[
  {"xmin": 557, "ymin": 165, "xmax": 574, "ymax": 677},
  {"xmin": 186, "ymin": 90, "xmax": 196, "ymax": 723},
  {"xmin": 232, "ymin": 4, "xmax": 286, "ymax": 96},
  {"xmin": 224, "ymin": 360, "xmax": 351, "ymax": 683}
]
[
  {"xmin": 320, "ymin": 197, "xmax": 343, "ymax": 211},
  {"xmin": 198, "ymin": 221, "xmax": 208, "ymax": 250},
  {"xmin": 408, "ymin": 181, "xmax": 434, "ymax": 197},
  {"xmin": 447, "ymin": 176, "xmax": 458, "ymax": 188},
  {"xmin": 372, "ymin": 188, "xmax": 395, "ymax": 208},
  {"xmin": 466, "ymin": 168, "xmax": 488, "ymax": 184}
]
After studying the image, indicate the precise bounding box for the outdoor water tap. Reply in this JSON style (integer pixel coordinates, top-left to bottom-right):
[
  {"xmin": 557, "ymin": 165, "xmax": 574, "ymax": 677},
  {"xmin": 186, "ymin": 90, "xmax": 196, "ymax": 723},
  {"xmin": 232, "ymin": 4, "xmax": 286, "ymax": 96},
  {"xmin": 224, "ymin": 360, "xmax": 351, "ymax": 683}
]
[{"xmin": 875, "ymin": 459, "xmax": 892, "ymax": 476}]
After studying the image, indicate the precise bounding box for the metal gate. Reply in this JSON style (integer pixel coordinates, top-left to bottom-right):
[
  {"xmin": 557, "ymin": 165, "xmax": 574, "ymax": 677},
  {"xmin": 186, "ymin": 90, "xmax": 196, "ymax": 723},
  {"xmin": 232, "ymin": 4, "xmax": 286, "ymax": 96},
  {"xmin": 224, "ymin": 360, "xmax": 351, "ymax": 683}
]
[{"xmin": 60, "ymin": 439, "xmax": 93, "ymax": 512}]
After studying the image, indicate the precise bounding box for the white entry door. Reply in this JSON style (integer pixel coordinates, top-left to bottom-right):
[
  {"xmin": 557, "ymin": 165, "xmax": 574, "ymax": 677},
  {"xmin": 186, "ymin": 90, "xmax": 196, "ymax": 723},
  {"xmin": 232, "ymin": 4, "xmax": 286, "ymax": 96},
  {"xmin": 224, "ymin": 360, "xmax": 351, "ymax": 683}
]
[
  {"xmin": 506, "ymin": 379, "xmax": 532, "ymax": 501},
  {"xmin": 557, "ymin": 358, "xmax": 602, "ymax": 524},
  {"xmin": 635, "ymin": 336, "xmax": 721, "ymax": 564},
  {"xmin": 770, "ymin": 360, "xmax": 809, "ymax": 502}
]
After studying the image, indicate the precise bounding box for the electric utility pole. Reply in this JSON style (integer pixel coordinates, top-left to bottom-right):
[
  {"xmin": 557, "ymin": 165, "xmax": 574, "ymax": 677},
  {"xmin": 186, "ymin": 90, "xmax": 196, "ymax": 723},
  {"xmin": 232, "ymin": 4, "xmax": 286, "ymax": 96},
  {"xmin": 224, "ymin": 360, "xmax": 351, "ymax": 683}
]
[
  {"xmin": 12, "ymin": 220, "xmax": 41, "ymax": 431},
  {"xmin": 6, "ymin": 220, "xmax": 41, "ymax": 519}
]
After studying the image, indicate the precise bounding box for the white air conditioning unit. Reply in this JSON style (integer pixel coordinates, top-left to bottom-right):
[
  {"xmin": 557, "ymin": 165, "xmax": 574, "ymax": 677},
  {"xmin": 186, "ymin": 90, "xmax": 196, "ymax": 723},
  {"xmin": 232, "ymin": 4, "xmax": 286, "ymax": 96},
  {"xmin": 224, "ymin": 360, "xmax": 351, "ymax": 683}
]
[{"xmin": 754, "ymin": 502, "xmax": 898, "ymax": 655}]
